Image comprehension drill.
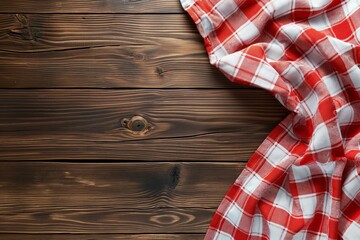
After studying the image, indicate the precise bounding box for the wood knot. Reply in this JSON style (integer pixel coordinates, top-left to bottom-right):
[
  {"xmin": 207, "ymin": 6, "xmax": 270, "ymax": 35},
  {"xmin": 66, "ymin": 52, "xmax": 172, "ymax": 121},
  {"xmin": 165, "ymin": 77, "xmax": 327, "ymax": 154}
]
[
  {"xmin": 9, "ymin": 14, "xmax": 38, "ymax": 41},
  {"xmin": 15, "ymin": 14, "xmax": 29, "ymax": 25},
  {"xmin": 150, "ymin": 214, "xmax": 180, "ymax": 225},
  {"xmin": 121, "ymin": 116, "xmax": 150, "ymax": 133},
  {"xmin": 168, "ymin": 165, "xmax": 180, "ymax": 190},
  {"xmin": 156, "ymin": 67, "xmax": 165, "ymax": 76}
]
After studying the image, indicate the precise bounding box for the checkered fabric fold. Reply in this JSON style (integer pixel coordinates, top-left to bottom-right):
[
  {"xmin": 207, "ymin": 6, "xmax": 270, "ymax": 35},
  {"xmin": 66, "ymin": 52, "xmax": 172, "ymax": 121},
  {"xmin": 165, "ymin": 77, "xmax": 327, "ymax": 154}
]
[{"xmin": 180, "ymin": 0, "xmax": 360, "ymax": 239}]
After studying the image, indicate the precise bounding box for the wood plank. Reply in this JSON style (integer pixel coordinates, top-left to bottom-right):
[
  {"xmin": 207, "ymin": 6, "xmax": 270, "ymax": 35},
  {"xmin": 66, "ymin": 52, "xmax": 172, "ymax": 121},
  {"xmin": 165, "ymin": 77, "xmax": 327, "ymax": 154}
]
[
  {"xmin": 0, "ymin": 207, "xmax": 212, "ymax": 233},
  {"xmin": 0, "ymin": 234, "xmax": 204, "ymax": 240},
  {"xmin": 0, "ymin": 162, "xmax": 245, "ymax": 233},
  {"xmin": 0, "ymin": 89, "xmax": 288, "ymax": 161},
  {"xmin": 0, "ymin": 162, "xmax": 244, "ymax": 209},
  {"xmin": 0, "ymin": 14, "xmax": 234, "ymax": 88},
  {"xmin": 0, "ymin": 1, "xmax": 184, "ymax": 14}
]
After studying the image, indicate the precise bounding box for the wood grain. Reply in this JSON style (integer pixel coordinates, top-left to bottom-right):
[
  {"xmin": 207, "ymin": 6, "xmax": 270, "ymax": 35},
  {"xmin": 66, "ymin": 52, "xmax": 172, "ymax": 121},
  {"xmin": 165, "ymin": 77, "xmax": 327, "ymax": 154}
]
[
  {"xmin": 0, "ymin": 3, "xmax": 288, "ymax": 236},
  {"xmin": 0, "ymin": 14, "xmax": 234, "ymax": 88},
  {"xmin": 0, "ymin": 207, "xmax": 212, "ymax": 233},
  {"xmin": 0, "ymin": 162, "xmax": 245, "ymax": 233},
  {"xmin": 0, "ymin": 234, "xmax": 204, "ymax": 240},
  {"xmin": 0, "ymin": 0, "xmax": 184, "ymax": 14},
  {"xmin": 0, "ymin": 89, "xmax": 287, "ymax": 161},
  {"xmin": 0, "ymin": 162, "xmax": 244, "ymax": 209}
]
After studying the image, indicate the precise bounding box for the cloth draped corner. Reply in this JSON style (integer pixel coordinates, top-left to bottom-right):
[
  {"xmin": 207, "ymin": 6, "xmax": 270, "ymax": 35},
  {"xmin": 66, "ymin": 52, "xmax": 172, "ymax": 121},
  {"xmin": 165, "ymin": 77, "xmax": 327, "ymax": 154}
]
[{"xmin": 179, "ymin": 0, "xmax": 360, "ymax": 239}]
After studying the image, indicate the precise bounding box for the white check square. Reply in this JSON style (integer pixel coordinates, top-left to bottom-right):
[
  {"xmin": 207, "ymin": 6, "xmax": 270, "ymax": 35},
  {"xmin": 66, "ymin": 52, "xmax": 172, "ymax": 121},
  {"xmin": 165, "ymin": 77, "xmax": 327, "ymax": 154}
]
[
  {"xmin": 216, "ymin": 0, "xmax": 239, "ymax": 19},
  {"xmin": 318, "ymin": 161, "xmax": 335, "ymax": 177},
  {"xmin": 272, "ymin": 0, "xmax": 294, "ymax": 17},
  {"xmin": 337, "ymin": 104, "xmax": 354, "ymax": 126},
  {"xmin": 291, "ymin": 164, "xmax": 311, "ymax": 182},
  {"xmin": 235, "ymin": 21, "xmax": 260, "ymax": 44},
  {"xmin": 309, "ymin": 13, "xmax": 331, "ymax": 30},
  {"xmin": 253, "ymin": 62, "xmax": 278, "ymax": 90},
  {"xmin": 356, "ymin": 27, "xmax": 360, "ymax": 43},
  {"xmin": 329, "ymin": 37, "xmax": 353, "ymax": 55},
  {"xmin": 265, "ymin": 144, "xmax": 289, "ymax": 166},
  {"xmin": 251, "ymin": 214, "xmax": 263, "ymax": 235},
  {"xmin": 225, "ymin": 202, "xmax": 243, "ymax": 226},
  {"xmin": 342, "ymin": 0, "xmax": 360, "ymax": 15},
  {"xmin": 213, "ymin": 44, "xmax": 229, "ymax": 59},
  {"xmin": 348, "ymin": 66, "xmax": 360, "ymax": 90},
  {"xmin": 310, "ymin": 123, "xmax": 331, "ymax": 152},
  {"xmin": 218, "ymin": 51, "xmax": 244, "ymax": 79},
  {"xmin": 299, "ymin": 194, "xmax": 317, "ymax": 218},
  {"xmin": 282, "ymin": 63, "xmax": 304, "ymax": 88},
  {"xmin": 200, "ymin": 14, "xmax": 214, "ymax": 37},
  {"xmin": 215, "ymin": 231, "xmax": 234, "ymax": 240},
  {"xmin": 281, "ymin": 23, "xmax": 303, "ymax": 42},
  {"xmin": 274, "ymin": 188, "xmax": 293, "ymax": 213},
  {"xmin": 343, "ymin": 169, "xmax": 360, "ymax": 199},
  {"xmin": 269, "ymin": 222, "xmax": 286, "ymax": 240},
  {"xmin": 309, "ymin": 0, "xmax": 331, "ymax": 9},
  {"xmin": 266, "ymin": 38, "xmax": 285, "ymax": 60},
  {"xmin": 302, "ymin": 91, "xmax": 319, "ymax": 117},
  {"xmin": 322, "ymin": 193, "xmax": 332, "ymax": 216},
  {"xmin": 343, "ymin": 221, "xmax": 360, "ymax": 240},
  {"xmin": 243, "ymin": 172, "xmax": 263, "ymax": 194},
  {"xmin": 323, "ymin": 74, "xmax": 342, "ymax": 96}
]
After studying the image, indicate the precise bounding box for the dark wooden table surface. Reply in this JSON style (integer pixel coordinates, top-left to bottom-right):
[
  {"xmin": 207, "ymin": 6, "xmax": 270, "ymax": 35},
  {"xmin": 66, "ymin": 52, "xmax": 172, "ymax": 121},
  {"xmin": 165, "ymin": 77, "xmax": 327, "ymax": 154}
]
[{"xmin": 0, "ymin": 1, "xmax": 288, "ymax": 239}]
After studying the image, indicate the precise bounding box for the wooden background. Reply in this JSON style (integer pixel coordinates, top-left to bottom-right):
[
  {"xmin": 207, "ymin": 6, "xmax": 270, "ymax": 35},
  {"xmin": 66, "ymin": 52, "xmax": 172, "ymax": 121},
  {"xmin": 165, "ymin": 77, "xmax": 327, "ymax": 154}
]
[{"xmin": 0, "ymin": 1, "xmax": 288, "ymax": 239}]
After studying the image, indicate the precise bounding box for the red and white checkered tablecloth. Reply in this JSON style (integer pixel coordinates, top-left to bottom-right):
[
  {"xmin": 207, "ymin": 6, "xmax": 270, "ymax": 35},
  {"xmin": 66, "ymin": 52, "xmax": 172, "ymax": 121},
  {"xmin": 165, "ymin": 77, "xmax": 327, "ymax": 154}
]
[{"xmin": 180, "ymin": 0, "xmax": 360, "ymax": 239}]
